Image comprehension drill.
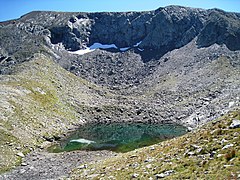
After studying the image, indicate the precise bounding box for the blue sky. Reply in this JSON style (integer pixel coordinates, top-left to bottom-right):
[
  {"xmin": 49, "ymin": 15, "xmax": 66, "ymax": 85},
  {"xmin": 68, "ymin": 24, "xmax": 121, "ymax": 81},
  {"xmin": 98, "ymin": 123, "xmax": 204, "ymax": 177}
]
[{"xmin": 0, "ymin": 0, "xmax": 240, "ymax": 22}]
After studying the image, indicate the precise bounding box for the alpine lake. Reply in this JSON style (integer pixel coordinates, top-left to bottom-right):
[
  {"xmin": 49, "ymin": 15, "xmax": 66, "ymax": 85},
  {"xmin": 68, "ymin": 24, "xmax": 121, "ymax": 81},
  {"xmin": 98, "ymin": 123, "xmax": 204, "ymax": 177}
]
[{"xmin": 48, "ymin": 122, "xmax": 187, "ymax": 153}]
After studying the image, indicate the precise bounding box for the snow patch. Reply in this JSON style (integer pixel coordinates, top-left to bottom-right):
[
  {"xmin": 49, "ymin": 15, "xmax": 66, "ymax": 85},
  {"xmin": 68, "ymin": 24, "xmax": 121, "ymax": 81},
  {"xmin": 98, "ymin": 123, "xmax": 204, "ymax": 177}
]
[
  {"xmin": 68, "ymin": 48, "xmax": 94, "ymax": 55},
  {"xmin": 70, "ymin": 138, "xmax": 95, "ymax": 144},
  {"xmin": 134, "ymin": 41, "xmax": 142, "ymax": 47},
  {"xmin": 89, "ymin": 43, "xmax": 118, "ymax": 50},
  {"xmin": 120, "ymin": 47, "xmax": 130, "ymax": 51},
  {"xmin": 68, "ymin": 41, "xmax": 144, "ymax": 55},
  {"xmin": 69, "ymin": 42, "xmax": 118, "ymax": 55}
]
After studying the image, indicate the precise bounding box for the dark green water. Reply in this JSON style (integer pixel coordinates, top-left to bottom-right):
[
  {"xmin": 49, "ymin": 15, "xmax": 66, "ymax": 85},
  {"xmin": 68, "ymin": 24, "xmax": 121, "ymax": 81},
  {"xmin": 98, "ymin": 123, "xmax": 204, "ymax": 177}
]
[{"xmin": 48, "ymin": 123, "xmax": 187, "ymax": 153}]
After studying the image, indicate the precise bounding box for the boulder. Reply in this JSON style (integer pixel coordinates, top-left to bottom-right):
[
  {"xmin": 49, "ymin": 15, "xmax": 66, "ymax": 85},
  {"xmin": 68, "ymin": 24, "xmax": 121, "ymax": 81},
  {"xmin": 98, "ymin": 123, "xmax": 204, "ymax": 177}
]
[{"xmin": 229, "ymin": 119, "xmax": 240, "ymax": 129}]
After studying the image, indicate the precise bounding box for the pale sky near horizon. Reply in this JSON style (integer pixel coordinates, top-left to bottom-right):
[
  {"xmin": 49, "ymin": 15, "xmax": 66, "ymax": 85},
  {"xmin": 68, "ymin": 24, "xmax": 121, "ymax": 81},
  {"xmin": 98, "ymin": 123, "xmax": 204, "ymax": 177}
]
[{"xmin": 0, "ymin": 0, "xmax": 240, "ymax": 22}]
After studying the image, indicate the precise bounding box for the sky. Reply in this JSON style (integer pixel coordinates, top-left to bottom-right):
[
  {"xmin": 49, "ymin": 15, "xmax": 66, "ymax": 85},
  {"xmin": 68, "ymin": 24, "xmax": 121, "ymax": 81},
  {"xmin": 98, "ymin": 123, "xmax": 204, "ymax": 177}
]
[{"xmin": 0, "ymin": 0, "xmax": 240, "ymax": 22}]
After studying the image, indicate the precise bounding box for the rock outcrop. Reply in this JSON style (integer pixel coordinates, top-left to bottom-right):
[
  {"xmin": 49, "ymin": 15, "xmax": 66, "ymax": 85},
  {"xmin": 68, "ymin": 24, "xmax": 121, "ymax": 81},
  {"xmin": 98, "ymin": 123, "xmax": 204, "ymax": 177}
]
[
  {"xmin": 0, "ymin": 6, "xmax": 239, "ymax": 68},
  {"xmin": 197, "ymin": 9, "xmax": 240, "ymax": 51}
]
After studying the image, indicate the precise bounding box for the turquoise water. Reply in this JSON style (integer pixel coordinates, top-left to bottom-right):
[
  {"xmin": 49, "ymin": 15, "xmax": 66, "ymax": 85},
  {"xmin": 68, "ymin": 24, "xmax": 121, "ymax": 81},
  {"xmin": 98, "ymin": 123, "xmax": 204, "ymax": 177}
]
[{"xmin": 48, "ymin": 123, "xmax": 187, "ymax": 153}]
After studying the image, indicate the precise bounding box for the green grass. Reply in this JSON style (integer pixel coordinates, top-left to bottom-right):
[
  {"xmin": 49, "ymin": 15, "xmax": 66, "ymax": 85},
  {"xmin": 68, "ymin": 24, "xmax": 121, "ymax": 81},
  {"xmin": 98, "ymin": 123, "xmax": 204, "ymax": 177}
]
[{"xmin": 0, "ymin": 129, "xmax": 21, "ymax": 173}]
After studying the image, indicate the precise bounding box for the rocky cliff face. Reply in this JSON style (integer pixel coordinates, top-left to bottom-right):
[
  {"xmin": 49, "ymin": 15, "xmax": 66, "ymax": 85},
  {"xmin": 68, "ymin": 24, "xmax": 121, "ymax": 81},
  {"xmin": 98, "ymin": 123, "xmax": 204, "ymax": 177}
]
[{"xmin": 0, "ymin": 6, "xmax": 239, "ymax": 67}]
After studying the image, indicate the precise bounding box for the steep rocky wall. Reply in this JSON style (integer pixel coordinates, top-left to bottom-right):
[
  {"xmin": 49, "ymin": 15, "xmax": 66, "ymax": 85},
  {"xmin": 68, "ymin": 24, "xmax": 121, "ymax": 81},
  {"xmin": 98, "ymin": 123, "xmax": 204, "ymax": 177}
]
[
  {"xmin": 197, "ymin": 9, "xmax": 240, "ymax": 51},
  {"xmin": 1, "ymin": 6, "xmax": 240, "ymax": 73}
]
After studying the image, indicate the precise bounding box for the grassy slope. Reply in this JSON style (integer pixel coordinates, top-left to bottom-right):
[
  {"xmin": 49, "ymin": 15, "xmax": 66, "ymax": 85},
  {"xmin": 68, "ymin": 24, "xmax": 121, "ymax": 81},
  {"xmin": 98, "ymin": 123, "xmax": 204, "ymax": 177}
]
[
  {"xmin": 0, "ymin": 54, "xmax": 110, "ymax": 173},
  {"xmin": 70, "ymin": 109, "xmax": 240, "ymax": 180}
]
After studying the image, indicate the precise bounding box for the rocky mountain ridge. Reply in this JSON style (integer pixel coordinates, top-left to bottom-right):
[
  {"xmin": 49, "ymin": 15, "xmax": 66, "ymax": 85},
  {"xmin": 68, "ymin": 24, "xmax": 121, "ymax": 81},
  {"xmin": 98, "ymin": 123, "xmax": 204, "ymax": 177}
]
[
  {"xmin": 1, "ymin": 6, "xmax": 240, "ymax": 69},
  {"xmin": 0, "ymin": 6, "xmax": 239, "ymax": 90}
]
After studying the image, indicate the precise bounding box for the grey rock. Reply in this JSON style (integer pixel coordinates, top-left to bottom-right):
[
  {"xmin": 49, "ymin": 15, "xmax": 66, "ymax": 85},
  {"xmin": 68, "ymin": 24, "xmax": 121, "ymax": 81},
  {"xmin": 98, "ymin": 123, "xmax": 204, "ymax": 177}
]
[
  {"xmin": 19, "ymin": 169, "xmax": 26, "ymax": 174},
  {"xmin": 146, "ymin": 164, "xmax": 152, "ymax": 169},
  {"xmin": 132, "ymin": 173, "xmax": 139, "ymax": 178},
  {"xmin": 21, "ymin": 163, "xmax": 27, "ymax": 166},
  {"xmin": 16, "ymin": 146, "xmax": 21, "ymax": 150},
  {"xmin": 150, "ymin": 147, "xmax": 155, "ymax": 150},
  {"xmin": 16, "ymin": 152, "xmax": 25, "ymax": 158},
  {"xmin": 221, "ymin": 138, "xmax": 228, "ymax": 144},
  {"xmin": 155, "ymin": 170, "xmax": 174, "ymax": 178},
  {"xmin": 229, "ymin": 119, "xmax": 240, "ymax": 129},
  {"xmin": 197, "ymin": 9, "xmax": 240, "ymax": 51},
  {"xmin": 188, "ymin": 151, "xmax": 195, "ymax": 156},
  {"xmin": 87, "ymin": 174, "xmax": 100, "ymax": 178},
  {"xmin": 78, "ymin": 164, "xmax": 87, "ymax": 169},
  {"xmin": 223, "ymin": 165, "xmax": 234, "ymax": 168},
  {"xmin": 191, "ymin": 144, "xmax": 201, "ymax": 150},
  {"xmin": 222, "ymin": 144, "xmax": 234, "ymax": 150},
  {"xmin": 144, "ymin": 158, "xmax": 154, "ymax": 163}
]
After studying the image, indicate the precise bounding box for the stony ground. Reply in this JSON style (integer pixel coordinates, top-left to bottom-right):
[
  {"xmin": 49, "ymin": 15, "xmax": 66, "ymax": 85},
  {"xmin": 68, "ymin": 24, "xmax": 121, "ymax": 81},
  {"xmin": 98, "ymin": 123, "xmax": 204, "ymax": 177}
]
[{"xmin": 0, "ymin": 149, "xmax": 116, "ymax": 180}]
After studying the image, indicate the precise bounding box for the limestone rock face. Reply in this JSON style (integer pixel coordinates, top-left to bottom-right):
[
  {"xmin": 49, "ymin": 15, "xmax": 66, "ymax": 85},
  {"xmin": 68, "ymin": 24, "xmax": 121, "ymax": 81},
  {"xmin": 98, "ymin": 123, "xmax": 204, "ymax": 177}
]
[
  {"xmin": 1, "ymin": 5, "xmax": 240, "ymax": 69},
  {"xmin": 197, "ymin": 9, "xmax": 240, "ymax": 51},
  {"xmin": 23, "ymin": 6, "xmax": 208, "ymax": 55}
]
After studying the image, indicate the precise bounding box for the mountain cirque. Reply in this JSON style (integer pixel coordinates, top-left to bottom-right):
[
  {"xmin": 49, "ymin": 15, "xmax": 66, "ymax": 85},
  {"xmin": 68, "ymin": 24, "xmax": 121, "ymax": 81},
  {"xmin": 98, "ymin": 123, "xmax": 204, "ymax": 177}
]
[{"xmin": 0, "ymin": 5, "xmax": 239, "ymax": 179}]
